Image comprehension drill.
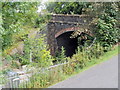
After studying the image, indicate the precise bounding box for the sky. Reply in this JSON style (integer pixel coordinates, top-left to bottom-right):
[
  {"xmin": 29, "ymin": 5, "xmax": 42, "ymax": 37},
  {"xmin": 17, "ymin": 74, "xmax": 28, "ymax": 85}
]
[{"xmin": 37, "ymin": 0, "xmax": 48, "ymax": 13}]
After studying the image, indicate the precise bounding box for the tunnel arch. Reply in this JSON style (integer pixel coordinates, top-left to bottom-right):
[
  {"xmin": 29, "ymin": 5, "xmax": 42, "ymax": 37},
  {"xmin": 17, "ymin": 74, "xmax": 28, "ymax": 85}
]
[
  {"xmin": 56, "ymin": 31, "xmax": 78, "ymax": 57},
  {"xmin": 55, "ymin": 29, "xmax": 94, "ymax": 57},
  {"xmin": 47, "ymin": 14, "xmax": 93, "ymax": 56},
  {"xmin": 55, "ymin": 27, "xmax": 80, "ymax": 38}
]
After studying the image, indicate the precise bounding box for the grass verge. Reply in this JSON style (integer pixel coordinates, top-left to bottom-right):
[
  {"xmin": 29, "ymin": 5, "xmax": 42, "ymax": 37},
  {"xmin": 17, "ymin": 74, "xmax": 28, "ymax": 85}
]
[
  {"xmin": 48, "ymin": 45, "xmax": 119, "ymax": 87},
  {"xmin": 19, "ymin": 45, "xmax": 119, "ymax": 88}
]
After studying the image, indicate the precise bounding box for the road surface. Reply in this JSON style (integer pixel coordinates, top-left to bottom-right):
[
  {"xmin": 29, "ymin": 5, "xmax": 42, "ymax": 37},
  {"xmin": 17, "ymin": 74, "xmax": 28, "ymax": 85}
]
[{"xmin": 49, "ymin": 55, "xmax": 118, "ymax": 88}]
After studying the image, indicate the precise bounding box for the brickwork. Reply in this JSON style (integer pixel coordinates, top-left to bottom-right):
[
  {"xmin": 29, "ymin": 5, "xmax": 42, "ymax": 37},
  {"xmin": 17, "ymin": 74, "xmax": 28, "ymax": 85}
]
[
  {"xmin": 47, "ymin": 14, "xmax": 92, "ymax": 56},
  {"xmin": 55, "ymin": 27, "xmax": 80, "ymax": 38}
]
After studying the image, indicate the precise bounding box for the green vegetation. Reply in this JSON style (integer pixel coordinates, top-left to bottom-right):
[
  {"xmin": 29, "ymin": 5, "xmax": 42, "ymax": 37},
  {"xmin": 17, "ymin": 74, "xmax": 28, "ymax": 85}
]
[
  {"xmin": 1, "ymin": 1, "xmax": 119, "ymax": 88},
  {"xmin": 1, "ymin": 2, "xmax": 53, "ymax": 67},
  {"xmin": 46, "ymin": 2, "xmax": 91, "ymax": 14},
  {"xmin": 19, "ymin": 45, "xmax": 119, "ymax": 88},
  {"xmin": 21, "ymin": 35, "xmax": 54, "ymax": 67},
  {"xmin": 55, "ymin": 46, "xmax": 67, "ymax": 64},
  {"xmin": 1, "ymin": 2, "xmax": 39, "ymax": 50},
  {"xmin": 93, "ymin": 3, "xmax": 119, "ymax": 49}
]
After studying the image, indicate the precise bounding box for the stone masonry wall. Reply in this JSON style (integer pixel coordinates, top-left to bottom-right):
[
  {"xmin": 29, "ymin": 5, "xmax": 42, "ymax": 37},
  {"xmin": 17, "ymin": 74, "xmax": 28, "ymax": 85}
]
[{"xmin": 47, "ymin": 14, "xmax": 93, "ymax": 56}]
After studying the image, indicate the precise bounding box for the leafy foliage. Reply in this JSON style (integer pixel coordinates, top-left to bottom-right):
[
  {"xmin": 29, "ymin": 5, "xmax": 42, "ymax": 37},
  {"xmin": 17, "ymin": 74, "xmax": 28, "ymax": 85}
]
[
  {"xmin": 19, "ymin": 68, "xmax": 65, "ymax": 88},
  {"xmin": 67, "ymin": 43, "xmax": 105, "ymax": 70},
  {"xmin": 55, "ymin": 46, "xmax": 66, "ymax": 63},
  {"xmin": 1, "ymin": 2, "xmax": 39, "ymax": 50},
  {"xmin": 98, "ymin": 5, "xmax": 119, "ymax": 47},
  {"xmin": 46, "ymin": 2, "xmax": 119, "ymax": 50},
  {"xmin": 21, "ymin": 35, "xmax": 53, "ymax": 67},
  {"xmin": 92, "ymin": 3, "xmax": 119, "ymax": 49},
  {"xmin": 18, "ymin": 42, "xmax": 117, "ymax": 88},
  {"xmin": 96, "ymin": 17, "xmax": 119, "ymax": 47},
  {"xmin": 46, "ymin": 2, "xmax": 91, "ymax": 14},
  {"xmin": 68, "ymin": 2, "xmax": 120, "ymax": 49},
  {"xmin": 1, "ymin": 2, "xmax": 119, "ymax": 88}
]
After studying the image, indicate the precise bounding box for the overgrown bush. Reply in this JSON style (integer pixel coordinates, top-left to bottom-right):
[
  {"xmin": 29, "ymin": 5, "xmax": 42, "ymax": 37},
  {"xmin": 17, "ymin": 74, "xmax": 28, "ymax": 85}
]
[
  {"xmin": 11, "ymin": 60, "xmax": 21, "ymax": 69},
  {"xmin": 62, "ymin": 63, "xmax": 75, "ymax": 75},
  {"xmin": 21, "ymin": 35, "xmax": 54, "ymax": 67},
  {"xmin": 67, "ymin": 43, "xmax": 105, "ymax": 70},
  {"xmin": 67, "ymin": 47, "xmax": 88, "ymax": 69},
  {"xmin": 18, "ymin": 42, "xmax": 115, "ymax": 88},
  {"xmin": 84, "ymin": 43, "xmax": 105, "ymax": 59},
  {"xmin": 55, "ymin": 46, "xmax": 67, "ymax": 64},
  {"xmin": 5, "ymin": 55, "xmax": 13, "ymax": 62},
  {"xmin": 95, "ymin": 16, "xmax": 119, "ymax": 48},
  {"xmin": 19, "ymin": 67, "xmax": 65, "ymax": 88},
  {"xmin": 91, "ymin": 3, "xmax": 119, "ymax": 50},
  {"xmin": 2, "ymin": 2, "xmax": 39, "ymax": 50}
]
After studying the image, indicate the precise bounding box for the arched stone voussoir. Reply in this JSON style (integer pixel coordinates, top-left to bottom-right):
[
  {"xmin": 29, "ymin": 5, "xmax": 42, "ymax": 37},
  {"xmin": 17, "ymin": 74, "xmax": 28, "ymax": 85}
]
[{"xmin": 55, "ymin": 27, "xmax": 80, "ymax": 38}]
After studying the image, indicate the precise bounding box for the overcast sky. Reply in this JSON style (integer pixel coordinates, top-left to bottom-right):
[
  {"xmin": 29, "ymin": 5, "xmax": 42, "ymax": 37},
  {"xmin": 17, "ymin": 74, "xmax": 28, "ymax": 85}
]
[{"xmin": 37, "ymin": 0, "xmax": 48, "ymax": 13}]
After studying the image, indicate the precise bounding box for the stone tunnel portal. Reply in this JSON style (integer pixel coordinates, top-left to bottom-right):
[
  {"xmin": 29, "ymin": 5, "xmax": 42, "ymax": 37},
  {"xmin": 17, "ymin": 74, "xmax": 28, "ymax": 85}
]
[
  {"xmin": 56, "ymin": 31, "xmax": 78, "ymax": 57},
  {"xmin": 47, "ymin": 14, "xmax": 93, "ymax": 57}
]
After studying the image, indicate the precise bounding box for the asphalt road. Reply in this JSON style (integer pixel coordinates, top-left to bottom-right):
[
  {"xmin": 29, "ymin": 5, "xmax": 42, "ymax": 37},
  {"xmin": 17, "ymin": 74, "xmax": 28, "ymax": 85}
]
[{"xmin": 49, "ymin": 55, "xmax": 118, "ymax": 88}]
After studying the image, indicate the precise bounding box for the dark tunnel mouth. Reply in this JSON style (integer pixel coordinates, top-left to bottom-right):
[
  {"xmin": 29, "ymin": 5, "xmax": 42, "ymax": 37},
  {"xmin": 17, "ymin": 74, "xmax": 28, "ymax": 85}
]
[{"xmin": 56, "ymin": 31, "xmax": 78, "ymax": 57}]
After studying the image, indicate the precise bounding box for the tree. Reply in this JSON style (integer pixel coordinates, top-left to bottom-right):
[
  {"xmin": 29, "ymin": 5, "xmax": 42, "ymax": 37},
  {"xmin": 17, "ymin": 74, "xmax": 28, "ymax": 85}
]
[
  {"xmin": 92, "ymin": 2, "xmax": 119, "ymax": 48},
  {"xmin": 46, "ymin": 2, "xmax": 91, "ymax": 14},
  {"xmin": 22, "ymin": 35, "xmax": 53, "ymax": 67},
  {"xmin": 1, "ymin": 2, "xmax": 39, "ymax": 50},
  {"xmin": 69, "ymin": 2, "xmax": 119, "ymax": 48}
]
